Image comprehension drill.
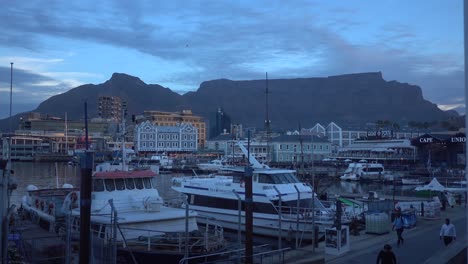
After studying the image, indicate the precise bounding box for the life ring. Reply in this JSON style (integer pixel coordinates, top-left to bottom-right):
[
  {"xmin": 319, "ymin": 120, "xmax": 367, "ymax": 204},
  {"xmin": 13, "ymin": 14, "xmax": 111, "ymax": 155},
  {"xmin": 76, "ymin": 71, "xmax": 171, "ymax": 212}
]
[{"xmin": 70, "ymin": 192, "xmax": 78, "ymax": 203}]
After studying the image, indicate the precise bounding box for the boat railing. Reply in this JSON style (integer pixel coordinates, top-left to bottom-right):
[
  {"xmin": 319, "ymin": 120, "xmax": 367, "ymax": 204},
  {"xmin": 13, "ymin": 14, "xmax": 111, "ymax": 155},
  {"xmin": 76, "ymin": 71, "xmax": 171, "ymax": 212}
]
[
  {"xmin": 274, "ymin": 205, "xmax": 354, "ymax": 223},
  {"xmin": 118, "ymin": 223, "xmax": 225, "ymax": 254}
]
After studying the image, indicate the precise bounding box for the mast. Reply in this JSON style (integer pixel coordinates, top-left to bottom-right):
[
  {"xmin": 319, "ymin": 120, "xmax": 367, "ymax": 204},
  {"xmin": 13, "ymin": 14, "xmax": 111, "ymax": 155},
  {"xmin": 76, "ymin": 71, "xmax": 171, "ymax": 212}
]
[{"xmin": 264, "ymin": 72, "xmax": 271, "ymax": 163}]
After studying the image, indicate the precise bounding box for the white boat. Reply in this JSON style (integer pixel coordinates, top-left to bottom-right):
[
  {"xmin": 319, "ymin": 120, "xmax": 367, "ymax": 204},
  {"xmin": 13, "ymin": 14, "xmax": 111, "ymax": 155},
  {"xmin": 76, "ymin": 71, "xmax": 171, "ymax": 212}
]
[
  {"xmin": 21, "ymin": 184, "xmax": 78, "ymax": 233},
  {"xmin": 150, "ymin": 154, "xmax": 174, "ymax": 169},
  {"xmin": 197, "ymin": 159, "xmax": 226, "ymax": 171},
  {"xmin": 172, "ymin": 142, "xmax": 351, "ymax": 239},
  {"xmin": 64, "ymin": 168, "xmax": 225, "ymax": 262},
  {"xmin": 401, "ymin": 178, "xmax": 424, "ymax": 185},
  {"xmin": 340, "ymin": 162, "xmax": 385, "ymax": 181}
]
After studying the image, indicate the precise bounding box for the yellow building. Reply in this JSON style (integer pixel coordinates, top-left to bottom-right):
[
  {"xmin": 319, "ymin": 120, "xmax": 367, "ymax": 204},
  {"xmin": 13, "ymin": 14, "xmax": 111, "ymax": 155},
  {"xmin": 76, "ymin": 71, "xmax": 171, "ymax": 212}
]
[{"xmin": 136, "ymin": 110, "xmax": 206, "ymax": 148}]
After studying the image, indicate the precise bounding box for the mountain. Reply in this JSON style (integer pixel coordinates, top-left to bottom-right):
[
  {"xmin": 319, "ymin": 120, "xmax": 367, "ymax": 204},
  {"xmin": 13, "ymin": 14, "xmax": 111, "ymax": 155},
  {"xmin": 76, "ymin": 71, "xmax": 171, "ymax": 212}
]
[{"xmin": 0, "ymin": 72, "xmax": 457, "ymax": 132}]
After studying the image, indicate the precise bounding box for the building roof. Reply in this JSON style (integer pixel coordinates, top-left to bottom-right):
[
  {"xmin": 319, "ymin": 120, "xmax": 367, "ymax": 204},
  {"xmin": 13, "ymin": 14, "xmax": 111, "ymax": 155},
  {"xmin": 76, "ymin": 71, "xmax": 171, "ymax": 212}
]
[
  {"xmin": 340, "ymin": 139, "xmax": 414, "ymax": 151},
  {"xmin": 270, "ymin": 135, "xmax": 329, "ymax": 143}
]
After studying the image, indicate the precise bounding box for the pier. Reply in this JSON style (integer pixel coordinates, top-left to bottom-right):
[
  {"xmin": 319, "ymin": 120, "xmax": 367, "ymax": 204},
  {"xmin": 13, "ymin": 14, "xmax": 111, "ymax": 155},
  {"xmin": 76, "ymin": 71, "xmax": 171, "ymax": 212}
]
[{"xmin": 282, "ymin": 205, "xmax": 467, "ymax": 264}]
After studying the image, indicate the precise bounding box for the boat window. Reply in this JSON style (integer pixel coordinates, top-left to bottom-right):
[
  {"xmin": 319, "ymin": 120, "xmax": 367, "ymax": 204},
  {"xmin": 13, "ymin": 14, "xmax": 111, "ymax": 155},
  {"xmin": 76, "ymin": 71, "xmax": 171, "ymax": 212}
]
[
  {"xmin": 115, "ymin": 179, "xmax": 125, "ymax": 190},
  {"xmin": 93, "ymin": 179, "xmax": 105, "ymax": 192},
  {"xmin": 143, "ymin": 178, "xmax": 152, "ymax": 189},
  {"xmin": 134, "ymin": 178, "xmax": 144, "ymax": 189},
  {"xmin": 151, "ymin": 178, "xmax": 158, "ymax": 189},
  {"xmin": 125, "ymin": 178, "xmax": 135, "ymax": 190},
  {"xmin": 258, "ymin": 172, "xmax": 299, "ymax": 184},
  {"xmin": 258, "ymin": 174, "xmax": 275, "ymax": 184},
  {"xmin": 104, "ymin": 179, "xmax": 115, "ymax": 191}
]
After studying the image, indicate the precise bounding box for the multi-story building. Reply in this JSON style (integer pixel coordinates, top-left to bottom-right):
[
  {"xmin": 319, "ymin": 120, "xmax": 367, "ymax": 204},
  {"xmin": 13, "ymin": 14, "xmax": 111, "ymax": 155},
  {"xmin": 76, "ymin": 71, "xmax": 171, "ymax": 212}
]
[
  {"xmin": 20, "ymin": 113, "xmax": 111, "ymax": 135},
  {"xmin": 270, "ymin": 135, "xmax": 331, "ymax": 163},
  {"xmin": 210, "ymin": 107, "xmax": 231, "ymax": 139},
  {"xmin": 206, "ymin": 134, "xmax": 332, "ymax": 164},
  {"xmin": 135, "ymin": 110, "xmax": 206, "ymax": 149},
  {"xmin": 134, "ymin": 121, "xmax": 198, "ymax": 153},
  {"xmin": 98, "ymin": 96, "xmax": 123, "ymax": 121}
]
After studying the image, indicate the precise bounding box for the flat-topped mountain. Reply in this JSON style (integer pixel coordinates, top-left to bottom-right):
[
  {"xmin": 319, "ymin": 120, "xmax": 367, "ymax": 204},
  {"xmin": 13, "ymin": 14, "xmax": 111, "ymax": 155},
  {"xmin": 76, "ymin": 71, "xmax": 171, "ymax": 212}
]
[{"xmin": 0, "ymin": 72, "xmax": 456, "ymax": 131}]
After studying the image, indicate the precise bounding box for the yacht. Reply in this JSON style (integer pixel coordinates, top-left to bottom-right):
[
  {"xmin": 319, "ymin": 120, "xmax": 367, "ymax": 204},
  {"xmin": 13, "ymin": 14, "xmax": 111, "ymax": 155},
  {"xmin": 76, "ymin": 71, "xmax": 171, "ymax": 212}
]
[
  {"xmin": 197, "ymin": 159, "xmax": 226, "ymax": 172},
  {"xmin": 172, "ymin": 142, "xmax": 351, "ymax": 239},
  {"xmin": 340, "ymin": 162, "xmax": 385, "ymax": 181}
]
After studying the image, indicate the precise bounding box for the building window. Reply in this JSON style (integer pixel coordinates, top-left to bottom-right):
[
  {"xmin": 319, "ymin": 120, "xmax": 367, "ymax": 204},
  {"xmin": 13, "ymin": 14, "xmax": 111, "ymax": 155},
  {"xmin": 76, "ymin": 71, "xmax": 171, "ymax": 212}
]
[
  {"xmin": 142, "ymin": 134, "xmax": 146, "ymax": 140},
  {"xmin": 286, "ymin": 145, "xmax": 289, "ymax": 150},
  {"xmin": 190, "ymin": 143, "xmax": 193, "ymax": 147},
  {"xmin": 320, "ymin": 145, "xmax": 323, "ymax": 150},
  {"xmin": 184, "ymin": 142, "xmax": 187, "ymax": 148},
  {"xmin": 142, "ymin": 142, "xmax": 146, "ymax": 147}
]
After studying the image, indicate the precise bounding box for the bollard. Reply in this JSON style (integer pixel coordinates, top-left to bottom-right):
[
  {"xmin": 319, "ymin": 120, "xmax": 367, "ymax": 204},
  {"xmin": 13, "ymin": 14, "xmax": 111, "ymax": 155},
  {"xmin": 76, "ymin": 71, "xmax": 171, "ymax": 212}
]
[{"xmin": 421, "ymin": 202, "xmax": 424, "ymax": 217}]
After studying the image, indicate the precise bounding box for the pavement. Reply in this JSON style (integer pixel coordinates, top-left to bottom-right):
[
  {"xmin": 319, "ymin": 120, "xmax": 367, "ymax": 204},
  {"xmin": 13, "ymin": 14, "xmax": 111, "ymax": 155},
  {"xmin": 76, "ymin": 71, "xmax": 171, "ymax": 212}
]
[{"xmin": 283, "ymin": 205, "xmax": 467, "ymax": 264}]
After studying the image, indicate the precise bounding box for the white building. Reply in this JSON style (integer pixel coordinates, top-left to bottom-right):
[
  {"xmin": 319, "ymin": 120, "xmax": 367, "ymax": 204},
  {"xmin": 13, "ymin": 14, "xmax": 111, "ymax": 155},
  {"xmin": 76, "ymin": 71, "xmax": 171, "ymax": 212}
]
[{"xmin": 134, "ymin": 121, "xmax": 198, "ymax": 153}]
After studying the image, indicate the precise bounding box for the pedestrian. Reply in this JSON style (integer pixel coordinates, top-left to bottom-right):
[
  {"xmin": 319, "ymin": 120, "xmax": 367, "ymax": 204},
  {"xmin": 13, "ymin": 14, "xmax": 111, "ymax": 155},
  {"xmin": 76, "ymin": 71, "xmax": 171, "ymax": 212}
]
[
  {"xmin": 440, "ymin": 218, "xmax": 456, "ymax": 246},
  {"xmin": 392, "ymin": 212, "xmax": 404, "ymax": 246},
  {"xmin": 376, "ymin": 244, "xmax": 397, "ymax": 264}
]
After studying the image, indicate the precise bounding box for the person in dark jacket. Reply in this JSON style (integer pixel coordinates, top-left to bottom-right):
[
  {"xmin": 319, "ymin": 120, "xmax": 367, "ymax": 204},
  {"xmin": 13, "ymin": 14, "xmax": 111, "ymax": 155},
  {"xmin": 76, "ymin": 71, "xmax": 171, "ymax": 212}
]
[{"xmin": 376, "ymin": 244, "xmax": 397, "ymax": 264}]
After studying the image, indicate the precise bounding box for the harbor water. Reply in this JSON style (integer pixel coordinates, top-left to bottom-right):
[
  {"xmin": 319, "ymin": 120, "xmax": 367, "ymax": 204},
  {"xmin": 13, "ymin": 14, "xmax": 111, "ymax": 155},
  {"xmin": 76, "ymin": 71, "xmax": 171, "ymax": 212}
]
[{"xmin": 10, "ymin": 162, "xmax": 417, "ymax": 208}]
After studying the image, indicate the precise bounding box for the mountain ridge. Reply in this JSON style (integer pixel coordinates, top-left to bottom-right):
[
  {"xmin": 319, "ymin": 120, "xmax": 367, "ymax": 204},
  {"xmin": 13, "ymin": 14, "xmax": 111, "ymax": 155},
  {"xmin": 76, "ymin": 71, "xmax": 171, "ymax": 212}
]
[{"xmin": 0, "ymin": 72, "xmax": 456, "ymax": 132}]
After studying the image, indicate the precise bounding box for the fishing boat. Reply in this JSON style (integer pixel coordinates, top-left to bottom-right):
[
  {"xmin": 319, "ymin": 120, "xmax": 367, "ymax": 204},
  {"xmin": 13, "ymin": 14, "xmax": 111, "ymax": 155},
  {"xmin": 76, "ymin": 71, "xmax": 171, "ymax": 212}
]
[{"xmin": 172, "ymin": 142, "xmax": 351, "ymax": 239}]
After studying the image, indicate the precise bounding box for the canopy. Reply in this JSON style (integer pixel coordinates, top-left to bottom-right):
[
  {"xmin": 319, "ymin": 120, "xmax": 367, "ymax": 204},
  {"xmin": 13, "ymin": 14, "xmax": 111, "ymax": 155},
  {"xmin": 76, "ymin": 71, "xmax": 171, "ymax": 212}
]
[{"xmin": 415, "ymin": 178, "xmax": 445, "ymax": 192}]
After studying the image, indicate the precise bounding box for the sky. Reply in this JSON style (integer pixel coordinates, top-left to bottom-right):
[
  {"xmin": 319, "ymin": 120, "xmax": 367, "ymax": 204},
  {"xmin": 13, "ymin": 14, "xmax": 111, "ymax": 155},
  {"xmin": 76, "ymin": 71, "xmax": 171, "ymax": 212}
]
[{"xmin": 0, "ymin": 0, "xmax": 464, "ymax": 119}]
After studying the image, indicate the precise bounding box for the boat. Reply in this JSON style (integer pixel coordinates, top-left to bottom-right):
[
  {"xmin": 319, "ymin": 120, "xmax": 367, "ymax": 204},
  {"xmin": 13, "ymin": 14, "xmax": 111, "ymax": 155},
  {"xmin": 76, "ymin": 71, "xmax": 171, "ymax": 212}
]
[
  {"xmin": 21, "ymin": 184, "xmax": 78, "ymax": 233},
  {"xmin": 401, "ymin": 177, "xmax": 424, "ymax": 185},
  {"xmin": 197, "ymin": 159, "xmax": 226, "ymax": 171},
  {"xmin": 340, "ymin": 162, "xmax": 385, "ymax": 181},
  {"xmin": 64, "ymin": 167, "xmax": 225, "ymax": 263},
  {"xmin": 172, "ymin": 142, "xmax": 351, "ymax": 239}
]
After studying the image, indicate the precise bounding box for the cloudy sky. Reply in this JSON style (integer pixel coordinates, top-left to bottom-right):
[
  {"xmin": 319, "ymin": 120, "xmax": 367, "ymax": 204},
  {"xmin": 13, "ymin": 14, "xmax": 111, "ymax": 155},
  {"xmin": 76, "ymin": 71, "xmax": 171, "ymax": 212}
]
[{"xmin": 0, "ymin": 0, "xmax": 463, "ymax": 119}]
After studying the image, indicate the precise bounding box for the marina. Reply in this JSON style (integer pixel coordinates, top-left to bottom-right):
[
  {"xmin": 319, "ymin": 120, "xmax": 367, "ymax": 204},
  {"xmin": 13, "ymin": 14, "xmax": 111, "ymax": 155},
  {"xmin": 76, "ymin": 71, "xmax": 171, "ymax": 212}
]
[{"xmin": 2, "ymin": 160, "xmax": 466, "ymax": 263}]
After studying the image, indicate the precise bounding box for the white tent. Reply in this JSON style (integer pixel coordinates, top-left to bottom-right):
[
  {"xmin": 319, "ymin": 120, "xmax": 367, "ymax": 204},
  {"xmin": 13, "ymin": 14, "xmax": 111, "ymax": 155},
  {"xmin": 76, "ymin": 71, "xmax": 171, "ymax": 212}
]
[{"xmin": 415, "ymin": 178, "xmax": 445, "ymax": 192}]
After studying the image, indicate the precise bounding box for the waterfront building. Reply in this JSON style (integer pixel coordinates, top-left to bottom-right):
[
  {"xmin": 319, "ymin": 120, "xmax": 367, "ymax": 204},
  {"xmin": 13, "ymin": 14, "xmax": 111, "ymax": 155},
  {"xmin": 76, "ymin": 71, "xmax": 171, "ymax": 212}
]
[
  {"xmin": 19, "ymin": 112, "xmax": 111, "ymax": 135},
  {"xmin": 135, "ymin": 110, "xmax": 206, "ymax": 149},
  {"xmin": 270, "ymin": 135, "xmax": 331, "ymax": 163},
  {"xmin": 412, "ymin": 133, "xmax": 466, "ymax": 168},
  {"xmin": 1, "ymin": 136, "xmax": 48, "ymax": 160},
  {"xmin": 98, "ymin": 96, "xmax": 123, "ymax": 121},
  {"xmin": 333, "ymin": 138, "xmax": 416, "ymax": 162},
  {"xmin": 134, "ymin": 121, "xmax": 198, "ymax": 153}
]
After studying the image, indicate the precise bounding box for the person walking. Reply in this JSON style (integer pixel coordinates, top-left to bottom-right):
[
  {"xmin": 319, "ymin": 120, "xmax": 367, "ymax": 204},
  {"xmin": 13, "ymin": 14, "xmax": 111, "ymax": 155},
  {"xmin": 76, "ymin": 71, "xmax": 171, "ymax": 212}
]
[
  {"xmin": 440, "ymin": 218, "xmax": 456, "ymax": 246},
  {"xmin": 392, "ymin": 212, "xmax": 404, "ymax": 246},
  {"xmin": 376, "ymin": 244, "xmax": 397, "ymax": 264}
]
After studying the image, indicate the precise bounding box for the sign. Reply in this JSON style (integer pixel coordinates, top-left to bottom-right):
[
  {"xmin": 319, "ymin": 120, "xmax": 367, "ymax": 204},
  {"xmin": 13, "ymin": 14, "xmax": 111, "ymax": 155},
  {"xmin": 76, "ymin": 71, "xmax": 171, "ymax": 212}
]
[
  {"xmin": 419, "ymin": 137, "xmax": 433, "ymax": 143},
  {"xmin": 450, "ymin": 136, "xmax": 466, "ymax": 143},
  {"xmin": 367, "ymin": 130, "xmax": 392, "ymax": 139}
]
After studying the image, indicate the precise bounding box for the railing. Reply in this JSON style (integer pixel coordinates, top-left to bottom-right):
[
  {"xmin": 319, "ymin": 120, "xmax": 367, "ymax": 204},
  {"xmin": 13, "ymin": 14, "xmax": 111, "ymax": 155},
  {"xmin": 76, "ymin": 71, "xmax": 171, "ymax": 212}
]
[
  {"xmin": 274, "ymin": 205, "xmax": 354, "ymax": 224},
  {"xmin": 178, "ymin": 244, "xmax": 280, "ymax": 264}
]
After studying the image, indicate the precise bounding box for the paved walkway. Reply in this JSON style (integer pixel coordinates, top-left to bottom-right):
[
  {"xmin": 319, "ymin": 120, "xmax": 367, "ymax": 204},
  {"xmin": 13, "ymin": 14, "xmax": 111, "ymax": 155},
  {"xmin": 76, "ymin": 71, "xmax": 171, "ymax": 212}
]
[{"xmin": 283, "ymin": 205, "xmax": 467, "ymax": 264}]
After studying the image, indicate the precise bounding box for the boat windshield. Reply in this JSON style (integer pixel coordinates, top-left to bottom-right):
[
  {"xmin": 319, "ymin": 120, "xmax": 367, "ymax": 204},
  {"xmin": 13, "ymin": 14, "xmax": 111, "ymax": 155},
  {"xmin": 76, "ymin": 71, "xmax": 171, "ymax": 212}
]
[{"xmin": 257, "ymin": 172, "xmax": 299, "ymax": 184}]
